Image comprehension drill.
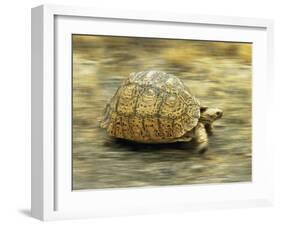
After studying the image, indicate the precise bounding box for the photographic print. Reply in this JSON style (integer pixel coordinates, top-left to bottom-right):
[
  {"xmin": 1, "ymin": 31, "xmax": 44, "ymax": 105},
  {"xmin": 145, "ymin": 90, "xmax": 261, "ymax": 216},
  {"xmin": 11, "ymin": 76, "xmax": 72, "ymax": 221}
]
[{"xmin": 72, "ymin": 34, "xmax": 252, "ymax": 190}]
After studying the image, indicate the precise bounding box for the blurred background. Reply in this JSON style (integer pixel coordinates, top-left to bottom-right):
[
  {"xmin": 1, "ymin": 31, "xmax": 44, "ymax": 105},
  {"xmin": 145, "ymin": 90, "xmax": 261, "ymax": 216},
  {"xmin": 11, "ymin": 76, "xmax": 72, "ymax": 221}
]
[{"xmin": 72, "ymin": 35, "xmax": 252, "ymax": 190}]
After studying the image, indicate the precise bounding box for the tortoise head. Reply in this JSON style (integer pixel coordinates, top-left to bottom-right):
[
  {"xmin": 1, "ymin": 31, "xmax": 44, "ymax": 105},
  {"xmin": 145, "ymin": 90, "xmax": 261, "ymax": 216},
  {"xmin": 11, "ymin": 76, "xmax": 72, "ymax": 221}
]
[{"xmin": 199, "ymin": 106, "xmax": 223, "ymax": 125}]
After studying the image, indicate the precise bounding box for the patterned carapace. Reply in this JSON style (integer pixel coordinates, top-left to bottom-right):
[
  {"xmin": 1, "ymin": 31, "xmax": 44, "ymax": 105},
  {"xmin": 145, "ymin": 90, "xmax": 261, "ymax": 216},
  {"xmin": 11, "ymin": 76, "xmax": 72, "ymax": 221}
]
[{"xmin": 100, "ymin": 71, "xmax": 201, "ymax": 143}]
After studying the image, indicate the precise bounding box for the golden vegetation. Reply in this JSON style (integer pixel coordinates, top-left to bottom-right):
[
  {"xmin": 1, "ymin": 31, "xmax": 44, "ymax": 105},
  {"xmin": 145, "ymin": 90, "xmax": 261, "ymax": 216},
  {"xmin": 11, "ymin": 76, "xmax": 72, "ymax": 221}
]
[
  {"xmin": 161, "ymin": 41, "xmax": 252, "ymax": 67},
  {"xmin": 73, "ymin": 35, "xmax": 252, "ymax": 68}
]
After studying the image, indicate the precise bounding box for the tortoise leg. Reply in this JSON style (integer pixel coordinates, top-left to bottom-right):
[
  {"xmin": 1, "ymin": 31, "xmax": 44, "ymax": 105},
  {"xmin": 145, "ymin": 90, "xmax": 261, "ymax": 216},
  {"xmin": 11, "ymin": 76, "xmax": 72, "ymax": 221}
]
[
  {"xmin": 205, "ymin": 123, "xmax": 214, "ymax": 135},
  {"xmin": 194, "ymin": 123, "xmax": 208, "ymax": 154}
]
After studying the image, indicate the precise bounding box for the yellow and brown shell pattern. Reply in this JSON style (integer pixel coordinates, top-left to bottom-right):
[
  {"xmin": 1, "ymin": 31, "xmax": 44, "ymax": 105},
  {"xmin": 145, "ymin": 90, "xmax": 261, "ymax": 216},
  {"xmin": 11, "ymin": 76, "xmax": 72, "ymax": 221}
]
[{"xmin": 100, "ymin": 71, "xmax": 201, "ymax": 143}]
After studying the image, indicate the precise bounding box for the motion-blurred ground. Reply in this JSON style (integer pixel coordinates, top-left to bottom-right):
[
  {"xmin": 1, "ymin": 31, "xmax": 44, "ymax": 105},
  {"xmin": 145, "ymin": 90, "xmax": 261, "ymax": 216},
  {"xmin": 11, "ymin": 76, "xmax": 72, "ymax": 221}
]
[{"xmin": 72, "ymin": 35, "xmax": 252, "ymax": 190}]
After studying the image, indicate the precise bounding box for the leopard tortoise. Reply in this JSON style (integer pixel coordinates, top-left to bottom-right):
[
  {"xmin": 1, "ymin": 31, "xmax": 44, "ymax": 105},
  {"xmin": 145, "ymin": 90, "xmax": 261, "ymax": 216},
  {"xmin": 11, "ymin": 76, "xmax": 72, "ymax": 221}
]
[{"xmin": 100, "ymin": 71, "xmax": 223, "ymax": 153}]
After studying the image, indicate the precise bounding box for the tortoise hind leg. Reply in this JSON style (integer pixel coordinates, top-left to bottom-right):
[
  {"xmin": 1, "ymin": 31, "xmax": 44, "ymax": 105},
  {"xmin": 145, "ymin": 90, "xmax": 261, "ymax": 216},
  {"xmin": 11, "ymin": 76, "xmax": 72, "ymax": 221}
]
[
  {"xmin": 194, "ymin": 123, "xmax": 208, "ymax": 154},
  {"xmin": 99, "ymin": 104, "xmax": 111, "ymax": 128}
]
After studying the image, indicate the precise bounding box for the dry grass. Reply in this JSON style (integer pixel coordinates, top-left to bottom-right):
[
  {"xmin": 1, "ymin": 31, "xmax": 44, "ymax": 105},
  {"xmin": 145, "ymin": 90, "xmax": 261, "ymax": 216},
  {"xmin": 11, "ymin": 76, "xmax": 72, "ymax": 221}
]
[
  {"xmin": 73, "ymin": 35, "xmax": 252, "ymax": 67},
  {"xmin": 161, "ymin": 42, "xmax": 252, "ymax": 67}
]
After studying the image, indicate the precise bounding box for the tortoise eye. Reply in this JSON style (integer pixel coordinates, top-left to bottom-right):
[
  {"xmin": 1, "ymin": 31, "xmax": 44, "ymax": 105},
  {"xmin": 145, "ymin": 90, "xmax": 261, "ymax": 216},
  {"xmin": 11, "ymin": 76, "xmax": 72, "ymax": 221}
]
[{"xmin": 216, "ymin": 111, "xmax": 223, "ymax": 118}]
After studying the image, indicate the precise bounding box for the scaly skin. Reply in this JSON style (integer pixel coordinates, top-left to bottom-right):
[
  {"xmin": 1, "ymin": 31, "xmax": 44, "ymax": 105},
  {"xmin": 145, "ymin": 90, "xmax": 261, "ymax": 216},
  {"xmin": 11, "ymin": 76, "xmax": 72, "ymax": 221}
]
[{"xmin": 193, "ymin": 107, "xmax": 223, "ymax": 152}]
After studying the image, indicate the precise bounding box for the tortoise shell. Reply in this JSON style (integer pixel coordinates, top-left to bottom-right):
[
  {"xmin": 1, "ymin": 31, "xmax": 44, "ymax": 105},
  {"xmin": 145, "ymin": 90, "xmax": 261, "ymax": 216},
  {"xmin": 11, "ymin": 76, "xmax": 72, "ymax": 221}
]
[{"xmin": 100, "ymin": 71, "xmax": 201, "ymax": 143}]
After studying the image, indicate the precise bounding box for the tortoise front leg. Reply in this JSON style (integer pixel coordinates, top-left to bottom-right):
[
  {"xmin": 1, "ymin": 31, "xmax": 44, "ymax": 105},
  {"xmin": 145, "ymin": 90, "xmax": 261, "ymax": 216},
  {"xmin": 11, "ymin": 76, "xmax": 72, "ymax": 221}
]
[
  {"xmin": 205, "ymin": 123, "xmax": 214, "ymax": 135},
  {"xmin": 194, "ymin": 122, "xmax": 208, "ymax": 154}
]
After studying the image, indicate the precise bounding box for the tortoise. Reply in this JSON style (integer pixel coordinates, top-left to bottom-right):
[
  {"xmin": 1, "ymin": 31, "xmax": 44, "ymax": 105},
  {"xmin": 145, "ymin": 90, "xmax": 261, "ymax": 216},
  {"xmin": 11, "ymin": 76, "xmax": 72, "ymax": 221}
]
[{"xmin": 100, "ymin": 71, "xmax": 223, "ymax": 153}]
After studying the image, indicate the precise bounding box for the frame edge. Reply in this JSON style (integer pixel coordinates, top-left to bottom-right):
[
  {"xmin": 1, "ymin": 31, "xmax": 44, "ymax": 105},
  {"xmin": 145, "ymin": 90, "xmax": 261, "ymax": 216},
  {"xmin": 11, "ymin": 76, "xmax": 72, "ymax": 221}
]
[
  {"xmin": 30, "ymin": 4, "xmax": 275, "ymax": 220},
  {"xmin": 31, "ymin": 5, "xmax": 44, "ymax": 221}
]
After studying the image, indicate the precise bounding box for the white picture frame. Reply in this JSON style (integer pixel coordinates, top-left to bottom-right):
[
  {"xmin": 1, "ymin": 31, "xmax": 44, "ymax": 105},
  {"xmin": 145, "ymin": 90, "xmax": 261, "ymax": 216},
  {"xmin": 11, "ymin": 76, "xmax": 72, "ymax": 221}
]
[{"xmin": 31, "ymin": 4, "xmax": 274, "ymax": 221}]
